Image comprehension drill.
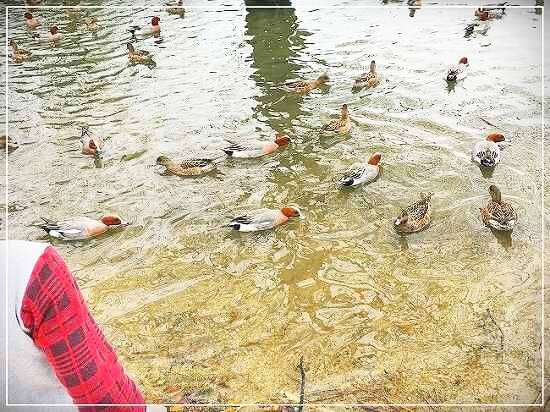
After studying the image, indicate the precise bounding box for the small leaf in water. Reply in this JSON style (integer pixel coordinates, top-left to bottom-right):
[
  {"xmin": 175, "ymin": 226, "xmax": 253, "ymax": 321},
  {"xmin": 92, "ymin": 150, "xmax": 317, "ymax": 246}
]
[{"xmin": 121, "ymin": 150, "xmax": 147, "ymax": 161}]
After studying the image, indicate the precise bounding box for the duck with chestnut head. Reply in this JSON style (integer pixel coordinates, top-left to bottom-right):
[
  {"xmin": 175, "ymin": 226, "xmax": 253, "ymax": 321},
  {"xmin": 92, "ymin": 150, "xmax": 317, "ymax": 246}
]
[
  {"xmin": 48, "ymin": 25, "xmax": 61, "ymax": 44},
  {"xmin": 39, "ymin": 215, "xmax": 129, "ymax": 240},
  {"xmin": 471, "ymin": 132, "xmax": 505, "ymax": 168},
  {"xmin": 480, "ymin": 185, "xmax": 517, "ymax": 231},
  {"xmin": 340, "ymin": 153, "xmax": 381, "ymax": 187},
  {"xmin": 9, "ymin": 39, "xmax": 32, "ymax": 63},
  {"xmin": 80, "ymin": 127, "xmax": 104, "ymax": 156},
  {"xmin": 446, "ymin": 57, "xmax": 468, "ymax": 82},
  {"xmin": 24, "ymin": 12, "xmax": 41, "ymax": 29},
  {"xmin": 394, "ymin": 192, "xmax": 433, "ymax": 233},
  {"xmin": 286, "ymin": 73, "xmax": 329, "ymax": 94},
  {"xmin": 321, "ymin": 104, "xmax": 352, "ymax": 135},
  {"xmin": 227, "ymin": 206, "xmax": 304, "ymax": 232},
  {"xmin": 222, "ymin": 133, "xmax": 291, "ymax": 158}
]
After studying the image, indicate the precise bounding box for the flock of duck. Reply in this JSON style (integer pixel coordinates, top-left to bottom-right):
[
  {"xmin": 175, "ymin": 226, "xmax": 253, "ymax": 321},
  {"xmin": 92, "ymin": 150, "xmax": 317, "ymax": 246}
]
[{"xmin": 8, "ymin": 5, "xmax": 519, "ymax": 239}]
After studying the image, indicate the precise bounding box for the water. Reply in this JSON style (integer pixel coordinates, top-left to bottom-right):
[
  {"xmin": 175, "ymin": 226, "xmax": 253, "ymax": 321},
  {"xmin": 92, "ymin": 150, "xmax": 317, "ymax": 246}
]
[{"xmin": 4, "ymin": 1, "xmax": 544, "ymax": 406}]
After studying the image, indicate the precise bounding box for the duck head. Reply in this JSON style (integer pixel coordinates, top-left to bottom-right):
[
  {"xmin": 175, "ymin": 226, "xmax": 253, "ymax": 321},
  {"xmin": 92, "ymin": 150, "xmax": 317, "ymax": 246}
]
[
  {"xmin": 281, "ymin": 206, "xmax": 304, "ymax": 220},
  {"xmin": 459, "ymin": 56, "xmax": 468, "ymax": 65},
  {"xmin": 101, "ymin": 214, "xmax": 129, "ymax": 226},
  {"xmin": 127, "ymin": 43, "xmax": 135, "ymax": 52},
  {"xmin": 49, "ymin": 25, "xmax": 59, "ymax": 35},
  {"xmin": 370, "ymin": 60, "xmax": 376, "ymax": 72},
  {"xmin": 151, "ymin": 16, "xmax": 161, "ymax": 26},
  {"xmin": 394, "ymin": 210, "xmax": 409, "ymax": 227},
  {"xmin": 368, "ymin": 152, "xmax": 382, "ymax": 165},
  {"xmin": 24, "ymin": 12, "xmax": 33, "ymax": 20},
  {"xmin": 317, "ymin": 73, "xmax": 329, "ymax": 84},
  {"xmin": 486, "ymin": 132, "xmax": 504, "ymax": 143},
  {"xmin": 9, "ymin": 39, "xmax": 17, "ymax": 49},
  {"xmin": 274, "ymin": 133, "xmax": 291, "ymax": 147},
  {"xmin": 488, "ymin": 185, "xmax": 502, "ymax": 203},
  {"xmin": 341, "ymin": 104, "xmax": 349, "ymax": 117},
  {"xmin": 156, "ymin": 155, "xmax": 171, "ymax": 166}
]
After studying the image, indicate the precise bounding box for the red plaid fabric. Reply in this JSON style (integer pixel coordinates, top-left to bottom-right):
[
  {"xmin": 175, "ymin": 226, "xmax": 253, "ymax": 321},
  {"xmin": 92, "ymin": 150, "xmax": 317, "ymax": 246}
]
[{"xmin": 20, "ymin": 246, "xmax": 146, "ymax": 411}]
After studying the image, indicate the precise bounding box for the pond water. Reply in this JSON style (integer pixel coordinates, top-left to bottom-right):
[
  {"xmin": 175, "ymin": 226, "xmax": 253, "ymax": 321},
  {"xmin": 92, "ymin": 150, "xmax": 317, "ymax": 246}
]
[{"xmin": 4, "ymin": 0, "xmax": 544, "ymax": 406}]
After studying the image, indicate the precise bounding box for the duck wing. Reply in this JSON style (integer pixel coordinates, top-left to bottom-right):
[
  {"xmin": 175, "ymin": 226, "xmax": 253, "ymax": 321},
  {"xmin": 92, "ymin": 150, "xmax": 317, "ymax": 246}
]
[
  {"xmin": 285, "ymin": 80, "xmax": 308, "ymax": 88},
  {"xmin": 179, "ymin": 159, "xmax": 213, "ymax": 169}
]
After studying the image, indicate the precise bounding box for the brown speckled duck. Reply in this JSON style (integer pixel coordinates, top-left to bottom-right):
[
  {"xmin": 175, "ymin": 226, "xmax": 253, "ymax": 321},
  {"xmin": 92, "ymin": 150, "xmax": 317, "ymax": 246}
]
[
  {"xmin": 480, "ymin": 185, "xmax": 517, "ymax": 231},
  {"xmin": 156, "ymin": 155, "xmax": 216, "ymax": 176},
  {"xmin": 127, "ymin": 43, "xmax": 152, "ymax": 63},
  {"xmin": 10, "ymin": 40, "xmax": 32, "ymax": 63},
  {"xmin": 394, "ymin": 192, "xmax": 433, "ymax": 233},
  {"xmin": 356, "ymin": 60, "xmax": 380, "ymax": 87},
  {"xmin": 321, "ymin": 104, "xmax": 352, "ymax": 135},
  {"xmin": 286, "ymin": 73, "xmax": 329, "ymax": 94}
]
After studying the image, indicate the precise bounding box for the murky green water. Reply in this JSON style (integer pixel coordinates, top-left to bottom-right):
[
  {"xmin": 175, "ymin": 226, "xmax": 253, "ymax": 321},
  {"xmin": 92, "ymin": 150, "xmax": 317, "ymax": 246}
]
[{"xmin": 4, "ymin": 1, "xmax": 545, "ymax": 406}]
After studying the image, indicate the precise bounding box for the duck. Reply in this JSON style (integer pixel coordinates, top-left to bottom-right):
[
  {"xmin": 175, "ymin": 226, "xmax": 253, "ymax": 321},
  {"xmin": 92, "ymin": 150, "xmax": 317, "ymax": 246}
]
[
  {"xmin": 227, "ymin": 207, "xmax": 303, "ymax": 232},
  {"xmin": 48, "ymin": 26, "xmax": 61, "ymax": 43},
  {"xmin": 128, "ymin": 16, "xmax": 161, "ymax": 37},
  {"xmin": 480, "ymin": 185, "xmax": 517, "ymax": 231},
  {"xmin": 471, "ymin": 132, "xmax": 505, "ymax": 168},
  {"xmin": 127, "ymin": 43, "xmax": 152, "ymax": 63},
  {"xmin": 85, "ymin": 16, "xmax": 99, "ymax": 31},
  {"xmin": 24, "ymin": 12, "xmax": 41, "ymax": 29},
  {"xmin": 474, "ymin": 7, "xmax": 505, "ymax": 21},
  {"xmin": 394, "ymin": 192, "xmax": 433, "ymax": 233},
  {"xmin": 80, "ymin": 127, "xmax": 103, "ymax": 156},
  {"xmin": 446, "ymin": 57, "xmax": 468, "ymax": 82},
  {"xmin": 355, "ymin": 60, "xmax": 380, "ymax": 88},
  {"xmin": 0, "ymin": 135, "xmax": 19, "ymax": 152},
  {"xmin": 222, "ymin": 133, "xmax": 291, "ymax": 158},
  {"xmin": 156, "ymin": 155, "xmax": 216, "ymax": 176},
  {"xmin": 9, "ymin": 40, "xmax": 32, "ymax": 63},
  {"xmin": 321, "ymin": 104, "xmax": 352, "ymax": 135},
  {"xmin": 340, "ymin": 153, "xmax": 381, "ymax": 187},
  {"xmin": 38, "ymin": 215, "xmax": 129, "ymax": 240},
  {"xmin": 286, "ymin": 73, "xmax": 329, "ymax": 94},
  {"xmin": 166, "ymin": 0, "xmax": 184, "ymax": 14},
  {"xmin": 64, "ymin": 7, "xmax": 82, "ymax": 18}
]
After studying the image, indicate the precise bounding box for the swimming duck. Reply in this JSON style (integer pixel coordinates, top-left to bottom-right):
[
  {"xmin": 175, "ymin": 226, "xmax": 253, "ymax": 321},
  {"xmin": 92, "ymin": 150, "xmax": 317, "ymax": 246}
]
[
  {"xmin": 48, "ymin": 26, "xmax": 61, "ymax": 43},
  {"xmin": 85, "ymin": 16, "xmax": 99, "ymax": 31},
  {"xmin": 227, "ymin": 207, "xmax": 303, "ymax": 232},
  {"xmin": 9, "ymin": 40, "xmax": 32, "ymax": 63},
  {"xmin": 39, "ymin": 215, "xmax": 129, "ymax": 240},
  {"xmin": 286, "ymin": 73, "xmax": 329, "ymax": 94},
  {"xmin": 480, "ymin": 185, "xmax": 517, "ymax": 231},
  {"xmin": 356, "ymin": 60, "xmax": 380, "ymax": 87},
  {"xmin": 222, "ymin": 133, "xmax": 291, "ymax": 158},
  {"xmin": 446, "ymin": 57, "xmax": 468, "ymax": 82},
  {"xmin": 394, "ymin": 192, "xmax": 433, "ymax": 233},
  {"xmin": 0, "ymin": 135, "xmax": 19, "ymax": 152},
  {"xmin": 65, "ymin": 7, "xmax": 82, "ymax": 18},
  {"xmin": 471, "ymin": 132, "xmax": 505, "ymax": 168},
  {"xmin": 156, "ymin": 155, "xmax": 216, "ymax": 176},
  {"xmin": 321, "ymin": 104, "xmax": 352, "ymax": 135},
  {"xmin": 475, "ymin": 7, "xmax": 505, "ymax": 21},
  {"xmin": 24, "ymin": 12, "xmax": 41, "ymax": 29},
  {"xmin": 166, "ymin": 0, "xmax": 184, "ymax": 14},
  {"xmin": 127, "ymin": 43, "xmax": 152, "ymax": 63},
  {"xmin": 128, "ymin": 16, "xmax": 161, "ymax": 37},
  {"xmin": 80, "ymin": 127, "xmax": 103, "ymax": 156},
  {"xmin": 340, "ymin": 153, "xmax": 381, "ymax": 187}
]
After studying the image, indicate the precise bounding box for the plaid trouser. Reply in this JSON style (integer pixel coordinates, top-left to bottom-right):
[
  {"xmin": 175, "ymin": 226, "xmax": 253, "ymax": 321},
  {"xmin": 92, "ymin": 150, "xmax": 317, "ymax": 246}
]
[{"xmin": 20, "ymin": 246, "xmax": 146, "ymax": 411}]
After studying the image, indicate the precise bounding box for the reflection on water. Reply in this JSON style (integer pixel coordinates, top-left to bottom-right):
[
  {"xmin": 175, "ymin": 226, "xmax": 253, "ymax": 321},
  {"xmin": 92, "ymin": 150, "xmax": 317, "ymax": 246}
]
[{"xmin": 4, "ymin": 1, "xmax": 544, "ymax": 406}]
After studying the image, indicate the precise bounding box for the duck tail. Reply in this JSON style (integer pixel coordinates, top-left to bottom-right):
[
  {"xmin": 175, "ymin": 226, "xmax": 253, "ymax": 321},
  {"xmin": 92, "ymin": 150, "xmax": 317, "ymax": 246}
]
[{"xmin": 340, "ymin": 177, "xmax": 354, "ymax": 187}]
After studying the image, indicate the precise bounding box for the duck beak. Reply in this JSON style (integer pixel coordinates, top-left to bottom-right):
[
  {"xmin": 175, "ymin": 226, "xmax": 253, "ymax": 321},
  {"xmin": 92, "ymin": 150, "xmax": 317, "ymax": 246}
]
[
  {"xmin": 298, "ymin": 213, "xmax": 305, "ymax": 220},
  {"xmin": 120, "ymin": 220, "xmax": 130, "ymax": 226}
]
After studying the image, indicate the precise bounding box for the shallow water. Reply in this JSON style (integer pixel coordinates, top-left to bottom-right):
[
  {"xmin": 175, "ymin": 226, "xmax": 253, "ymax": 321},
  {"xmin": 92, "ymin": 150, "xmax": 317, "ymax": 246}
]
[{"xmin": 4, "ymin": 0, "xmax": 545, "ymax": 406}]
